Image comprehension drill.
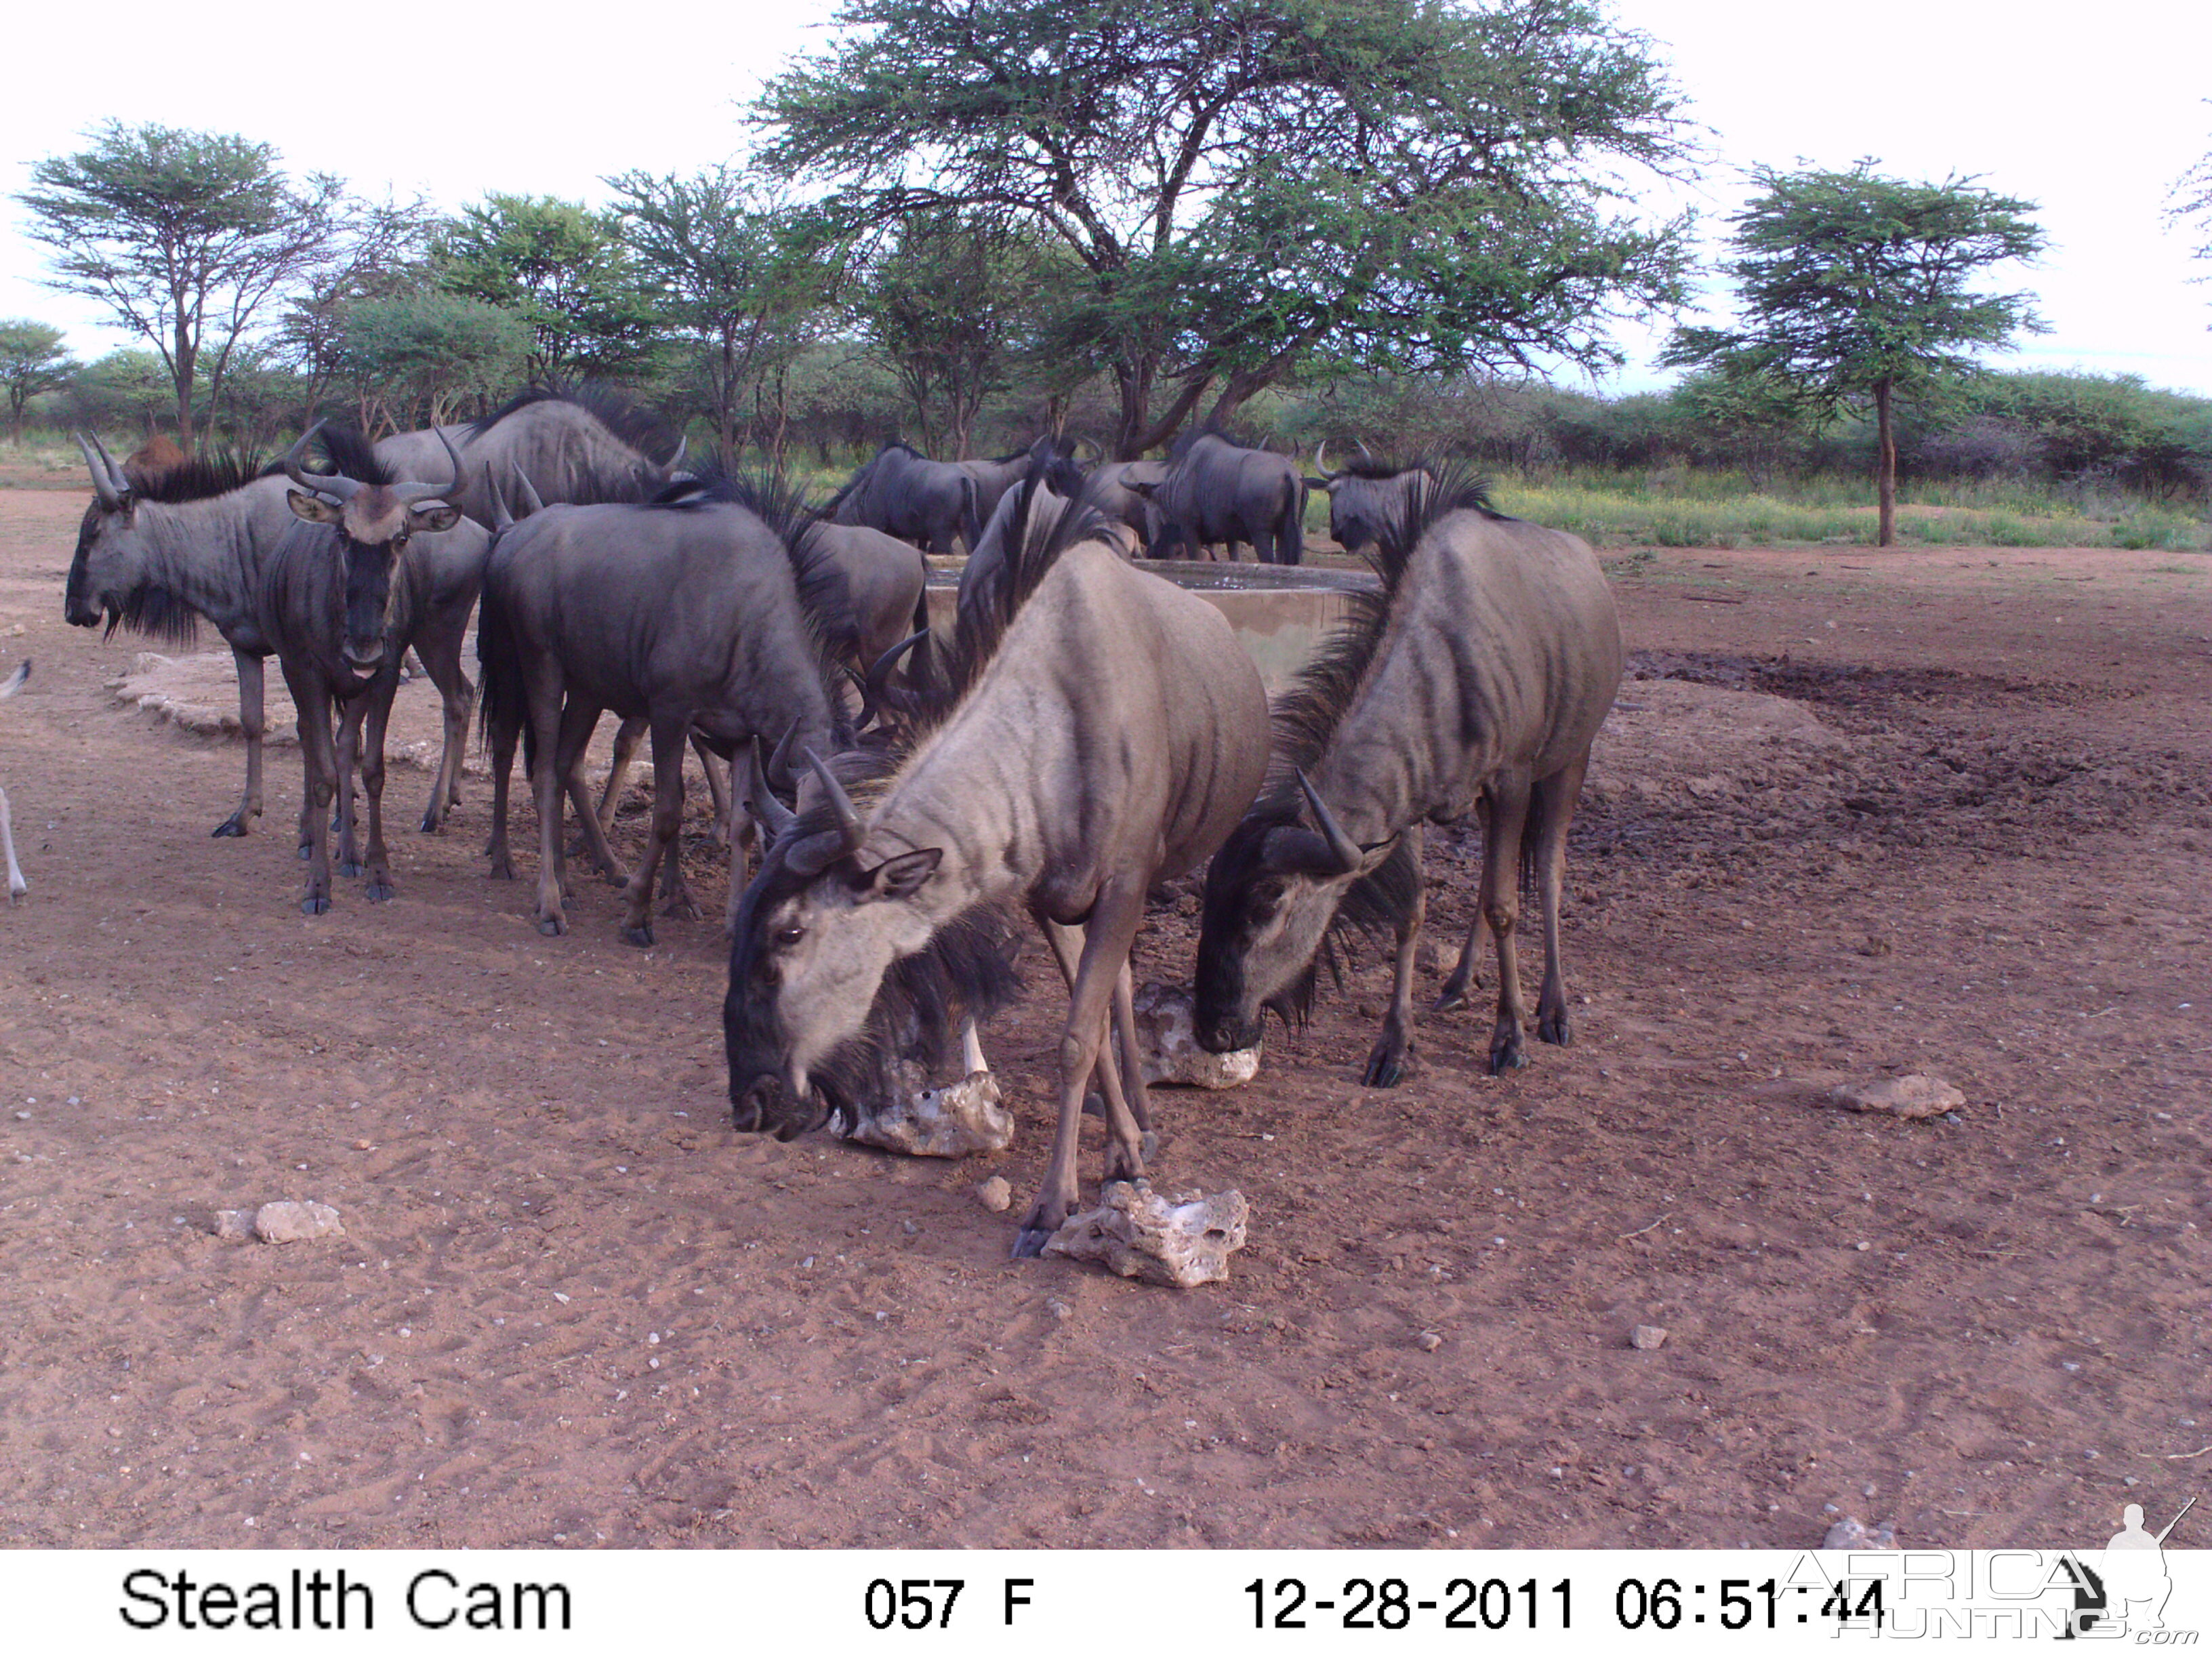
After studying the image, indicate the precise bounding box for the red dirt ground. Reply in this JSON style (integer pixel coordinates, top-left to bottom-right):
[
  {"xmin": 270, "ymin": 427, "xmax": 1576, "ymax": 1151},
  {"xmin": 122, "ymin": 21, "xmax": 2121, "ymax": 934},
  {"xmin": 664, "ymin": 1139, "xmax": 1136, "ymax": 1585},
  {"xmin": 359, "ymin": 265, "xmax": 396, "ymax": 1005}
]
[{"xmin": 0, "ymin": 480, "xmax": 2205, "ymax": 1550}]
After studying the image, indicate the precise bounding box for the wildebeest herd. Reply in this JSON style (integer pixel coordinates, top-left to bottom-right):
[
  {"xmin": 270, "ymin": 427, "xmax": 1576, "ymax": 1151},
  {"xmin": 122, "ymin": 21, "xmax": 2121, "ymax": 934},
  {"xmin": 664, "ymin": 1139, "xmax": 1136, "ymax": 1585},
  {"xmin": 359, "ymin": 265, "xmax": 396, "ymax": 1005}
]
[{"xmin": 59, "ymin": 390, "xmax": 1623, "ymax": 1254}]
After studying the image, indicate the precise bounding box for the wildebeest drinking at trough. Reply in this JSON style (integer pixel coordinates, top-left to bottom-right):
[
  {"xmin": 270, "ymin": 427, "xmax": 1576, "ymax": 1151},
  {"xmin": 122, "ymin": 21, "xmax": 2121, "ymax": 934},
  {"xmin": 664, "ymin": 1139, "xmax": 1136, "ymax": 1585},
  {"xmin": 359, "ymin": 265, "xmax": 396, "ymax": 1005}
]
[
  {"xmin": 1304, "ymin": 445, "xmax": 1432, "ymax": 556},
  {"xmin": 260, "ymin": 426, "xmax": 484, "ymax": 913},
  {"xmin": 1193, "ymin": 466, "xmax": 1622, "ymax": 1084},
  {"xmin": 724, "ymin": 480, "xmax": 1272, "ymax": 1254},
  {"xmin": 474, "ymin": 472, "xmax": 851, "ymax": 944},
  {"xmin": 62, "ymin": 429, "xmax": 483, "ymax": 842}
]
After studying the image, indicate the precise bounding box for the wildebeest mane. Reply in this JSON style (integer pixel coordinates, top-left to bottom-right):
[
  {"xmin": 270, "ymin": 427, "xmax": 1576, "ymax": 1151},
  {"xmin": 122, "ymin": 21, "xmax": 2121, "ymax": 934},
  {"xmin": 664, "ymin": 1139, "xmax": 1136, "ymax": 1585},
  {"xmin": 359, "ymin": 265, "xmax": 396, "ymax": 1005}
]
[
  {"xmin": 308, "ymin": 422, "xmax": 396, "ymax": 488},
  {"xmin": 1336, "ymin": 455, "xmax": 1412, "ymax": 480},
  {"xmin": 112, "ymin": 581, "xmax": 199, "ymax": 647},
  {"xmin": 120, "ymin": 449, "xmax": 266, "ymax": 505}
]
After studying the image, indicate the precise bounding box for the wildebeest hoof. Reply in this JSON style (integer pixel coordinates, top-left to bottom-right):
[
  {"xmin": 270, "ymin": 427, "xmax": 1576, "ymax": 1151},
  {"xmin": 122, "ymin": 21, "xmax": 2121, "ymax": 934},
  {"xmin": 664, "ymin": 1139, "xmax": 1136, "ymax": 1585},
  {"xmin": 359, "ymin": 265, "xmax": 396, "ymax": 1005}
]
[
  {"xmin": 301, "ymin": 894, "xmax": 329, "ymax": 916},
  {"xmin": 365, "ymin": 879, "xmax": 395, "ymax": 903},
  {"xmin": 211, "ymin": 818, "xmax": 249, "ymax": 839},
  {"xmin": 1362, "ymin": 1042, "xmax": 1413, "ymax": 1088},
  {"xmin": 537, "ymin": 916, "xmax": 565, "ymax": 938},
  {"xmin": 1537, "ymin": 1008, "xmax": 1571, "ymax": 1046},
  {"xmin": 661, "ymin": 893, "xmax": 703, "ymax": 921},
  {"xmin": 337, "ymin": 859, "xmax": 364, "ymax": 879},
  {"xmin": 622, "ymin": 922, "xmax": 655, "ymax": 948},
  {"xmin": 417, "ymin": 811, "xmax": 441, "ymax": 834},
  {"xmin": 1431, "ymin": 984, "xmax": 1473, "ymax": 1012},
  {"xmin": 488, "ymin": 856, "xmax": 516, "ymax": 881},
  {"xmin": 1011, "ymin": 1227, "xmax": 1052, "ymax": 1260},
  {"xmin": 1488, "ymin": 1034, "xmax": 1527, "ymax": 1075}
]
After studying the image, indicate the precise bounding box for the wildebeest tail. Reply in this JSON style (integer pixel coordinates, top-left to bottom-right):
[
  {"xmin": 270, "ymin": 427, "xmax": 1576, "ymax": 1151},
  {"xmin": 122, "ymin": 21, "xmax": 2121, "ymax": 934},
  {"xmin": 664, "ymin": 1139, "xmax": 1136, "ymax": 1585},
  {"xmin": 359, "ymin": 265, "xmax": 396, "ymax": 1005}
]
[
  {"xmin": 474, "ymin": 583, "xmax": 531, "ymax": 775},
  {"xmin": 958, "ymin": 476, "xmax": 981, "ymax": 555},
  {"xmin": 1279, "ymin": 476, "xmax": 1305, "ymax": 567}
]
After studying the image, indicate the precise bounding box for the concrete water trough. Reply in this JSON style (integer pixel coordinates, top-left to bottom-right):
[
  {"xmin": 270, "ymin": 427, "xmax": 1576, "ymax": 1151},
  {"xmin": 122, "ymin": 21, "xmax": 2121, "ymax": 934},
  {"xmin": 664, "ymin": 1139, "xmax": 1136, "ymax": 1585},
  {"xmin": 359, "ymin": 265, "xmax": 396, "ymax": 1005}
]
[{"xmin": 923, "ymin": 557, "xmax": 1378, "ymax": 695}]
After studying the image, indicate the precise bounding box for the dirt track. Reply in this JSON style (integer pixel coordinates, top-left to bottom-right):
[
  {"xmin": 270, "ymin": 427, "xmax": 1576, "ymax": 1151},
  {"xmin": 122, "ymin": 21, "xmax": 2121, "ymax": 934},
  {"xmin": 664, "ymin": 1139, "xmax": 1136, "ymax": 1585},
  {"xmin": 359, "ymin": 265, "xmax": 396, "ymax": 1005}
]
[{"xmin": 1, "ymin": 483, "xmax": 2206, "ymax": 1549}]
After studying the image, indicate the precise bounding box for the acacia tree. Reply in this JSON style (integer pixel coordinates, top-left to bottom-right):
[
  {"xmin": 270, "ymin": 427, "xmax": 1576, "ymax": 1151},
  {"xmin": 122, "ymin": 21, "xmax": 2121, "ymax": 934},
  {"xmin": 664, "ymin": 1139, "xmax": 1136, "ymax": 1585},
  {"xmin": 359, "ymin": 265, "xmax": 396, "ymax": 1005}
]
[
  {"xmin": 1663, "ymin": 161, "xmax": 2045, "ymax": 546},
  {"xmin": 0, "ymin": 320, "xmax": 79, "ymax": 444},
  {"xmin": 2170, "ymin": 113, "xmax": 2212, "ymax": 295},
  {"xmin": 605, "ymin": 167, "xmax": 834, "ymax": 466},
  {"xmin": 434, "ymin": 195, "xmax": 661, "ymax": 382},
  {"xmin": 17, "ymin": 123, "xmax": 344, "ymax": 449},
  {"xmin": 756, "ymin": 0, "xmax": 1694, "ymax": 457}
]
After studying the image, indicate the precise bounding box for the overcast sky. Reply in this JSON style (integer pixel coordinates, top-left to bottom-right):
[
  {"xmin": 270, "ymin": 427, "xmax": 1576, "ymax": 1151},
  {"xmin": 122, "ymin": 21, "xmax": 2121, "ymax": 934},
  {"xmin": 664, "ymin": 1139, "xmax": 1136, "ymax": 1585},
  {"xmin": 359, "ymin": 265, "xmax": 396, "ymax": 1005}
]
[{"xmin": 4, "ymin": 0, "xmax": 2209, "ymax": 396}]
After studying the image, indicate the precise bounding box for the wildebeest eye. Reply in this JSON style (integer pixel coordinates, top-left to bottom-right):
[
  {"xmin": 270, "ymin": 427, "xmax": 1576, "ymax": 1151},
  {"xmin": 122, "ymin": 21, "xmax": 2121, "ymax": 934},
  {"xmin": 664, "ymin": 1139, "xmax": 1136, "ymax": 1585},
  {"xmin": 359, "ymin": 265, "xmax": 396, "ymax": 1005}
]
[{"xmin": 775, "ymin": 924, "xmax": 804, "ymax": 947}]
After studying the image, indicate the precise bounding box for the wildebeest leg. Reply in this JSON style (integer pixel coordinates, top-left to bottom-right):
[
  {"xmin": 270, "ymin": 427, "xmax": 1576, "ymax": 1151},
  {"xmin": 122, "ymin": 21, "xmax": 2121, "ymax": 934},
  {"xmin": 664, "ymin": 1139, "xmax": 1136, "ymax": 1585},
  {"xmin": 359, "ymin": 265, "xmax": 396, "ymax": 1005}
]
[
  {"xmin": 693, "ymin": 737, "xmax": 732, "ymax": 851},
  {"xmin": 359, "ymin": 686, "xmax": 396, "ymax": 901},
  {"xmin": 620, "ymin": 716, "xmax": 691, "ymax": 947},
  {"xmin": 1434, "ymin": 799, "xmax": 1492, "ymax": 1011},
  {"xmin": 1015, "ymin": 885, "xmax": 1149, "ymax": 1257},
  {"xmin": 1038, "ymin": 918, "xmax": 1146, "ymax": 1159},
  {"xmin": 960, "ymin": 1016, "xmax": 989, "ymax": 1078},
  {"xmin": 411, "ymin": 616, "xmax": 474, "ymax": 832},
  {"xmin": 1363, "ymin": 823, "xmax": 1427, "ymax": 1088},
  {"xmin": 722, "ymin": 739, "xmax": 758, "ymax": 938},
  {"xmin": 214, "ymin": 648, "xmax": 265, "ymax": 838},
  {"xmin": 527, "ymin": 664, "xmax": 575, "ymax": 935},
  {"xmin": 333, "ymin": 699, "xmax": 366, "ymax": 879},
  {"xmin": 557, "ymin": 709, "xmax": 627, "ymax": 884},
  {"xmin": 285, "ymin": 665, "xmax": 337, "ymax": 916},
  {"xmin": 1111, "ymin": 962, "xmax": 1162, "ymax": 1162},
  {"xmin": 1479, "ymin": 772, "xmax": 1534, "ymax": 1074},
  {"xmin": 595, "ymin": 716, "xmax": 645, "ymax": 836},
  {"xmin": 0, "ymin": 783, "xmax": 24, "ymax": 902},
  {"xmin": 483, "ymin": 687, "xmax": 521, "ymax": 881},
  {"xmin": 1530, "ymin": 754, "xmax": 1589, "ymax": 1046}
]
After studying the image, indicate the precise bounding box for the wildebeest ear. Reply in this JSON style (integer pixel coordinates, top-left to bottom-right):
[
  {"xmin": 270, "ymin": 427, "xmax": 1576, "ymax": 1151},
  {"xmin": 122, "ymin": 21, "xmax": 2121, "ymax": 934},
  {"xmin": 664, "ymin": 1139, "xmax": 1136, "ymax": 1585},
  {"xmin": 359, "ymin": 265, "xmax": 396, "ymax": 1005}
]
[
  {"xmin": 287, "ymin": 489, "xmax": 341, "ymax": 525},
  {"xmin": 860, "ymin": 848, "xmax": 942, "ymax": 901},
  {"xmin": 1302, "ymin": 476, "xmax": 1332, "ymax": 491},
  {"xmin": 1258, "ymin": 825, "xmax": 1395, "ymax": 879},
  {"xmin": 409, "ymin": 503, "xmax": 462, "ymax": 533}
]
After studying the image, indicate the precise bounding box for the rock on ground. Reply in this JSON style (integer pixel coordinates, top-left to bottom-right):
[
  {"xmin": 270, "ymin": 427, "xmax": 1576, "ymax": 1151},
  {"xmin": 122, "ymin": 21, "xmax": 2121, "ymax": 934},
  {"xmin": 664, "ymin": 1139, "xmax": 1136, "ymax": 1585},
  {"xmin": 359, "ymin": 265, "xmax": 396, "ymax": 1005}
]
[
  {"xmin": 253, "ymin": 1200, "xmax": 344, "ymax": 1244},
  {"xmin": 211, "ymin": 1209, "xmax": 254, "ymax": 1241},
  {"xmin": 1130, "ymin": 983, "xmax": 1261, "ymax": 1089},
  {"xmin": 1042, "ymin": 1180, "xmax": 1249, "ymax": 1288},
  {"xmin": 1822, "ymin": 1516, "xmax": 1897, "ymax": 1549},
  {"xmin": 1831, "ymin": 1075, "xmax": 1966, "ymax": 1120},
  {"xmin": 1631, "ymin": 1324, "xmax": 1669, "ymax": 1351},
  {"xmin": 844, "ymin": 1068, "xmax": 1014, "ymax": 1158},
  {"xmin": 976, "ymin": 1176, "xmax": 1012, "ymax": 1213}
]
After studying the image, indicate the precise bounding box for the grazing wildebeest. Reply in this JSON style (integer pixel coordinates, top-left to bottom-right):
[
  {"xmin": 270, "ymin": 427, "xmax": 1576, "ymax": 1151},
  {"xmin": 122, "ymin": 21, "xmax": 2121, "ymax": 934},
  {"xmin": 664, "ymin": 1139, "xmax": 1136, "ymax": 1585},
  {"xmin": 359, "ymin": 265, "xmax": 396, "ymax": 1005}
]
[
  {"xmin": 1192, "ymin": 467, "xmax": 1623, "ymax": 1083},
  {"xmin": 1141, "ymin": 430, "xmax": 1306, "ymax": 565},
  {"xmin": 259, "ymin": 428, "xmax": 483, "ymax": 913},
  {"xmin": 831, "ymin": 443, "xmax": 980, "ymax": 556},
  {"xmin": 375, "ymin": 385, "xmax": 689, "ymax": 529},
  {"xmin": 475, "ymin": 473, "xmax": 851, "ymax": 944},
  {"xmin": 1, "ymin": 661, "xmax": 28, "ymax": 902},
  {"xmin": 62, "ymin": 431, "xmax": 482, "ymax": 840},
  {"xmin": 1304, "ymin": 445, "xmax": 1431, "ymax": 556},
  {"xmin": 724, "ymin": 481, "xmax": 1271, "ymax": 1253}
]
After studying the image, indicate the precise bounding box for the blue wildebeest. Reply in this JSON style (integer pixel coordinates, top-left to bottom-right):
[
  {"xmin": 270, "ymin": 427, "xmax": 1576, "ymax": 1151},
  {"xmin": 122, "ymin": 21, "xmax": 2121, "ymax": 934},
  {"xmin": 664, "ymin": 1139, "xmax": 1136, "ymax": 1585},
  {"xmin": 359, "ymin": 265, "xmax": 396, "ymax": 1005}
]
[
  {"xmin": 1304, "ymin": 445, "xmax": 1431, "ymax": 556},
  {"xmin": 1086, "ymin": 458, "xmax": 1167, "ymax": 550},
  {"xmin": 954, "ymin": 436, "xmax": 1091, "ymax": 621},
  {"xmin": 259, "ymin": 428, "xmax": 485, "ymax": 913},
  {"xmin": 375, "ymin": 385, "xmax": 689, "ymax": 529},
  {"xmin": 831, "ymin": 443, "xmax": 981, "ymax": 556},
  {"xmin": 1192, "ymin": 468, "xmax": 1623, "ymax": 1083},
  {"xmin": 953, "ymin": 434, "xmax": 1076, "ymax": 531},
  {"xmin": 723, "ymin": 480, "xmax": 1272, "ymax": 1254},
  {"xmin": 62, "ymin": 430, "xmax": 480, "ymax": 840},
  {"xmin": 475, "ymin": 473, "xmax": 851, "ymax": 945},
  {"xmin": 1140, "ymin": 430, "xmax": 1306, "ymax": 565}
]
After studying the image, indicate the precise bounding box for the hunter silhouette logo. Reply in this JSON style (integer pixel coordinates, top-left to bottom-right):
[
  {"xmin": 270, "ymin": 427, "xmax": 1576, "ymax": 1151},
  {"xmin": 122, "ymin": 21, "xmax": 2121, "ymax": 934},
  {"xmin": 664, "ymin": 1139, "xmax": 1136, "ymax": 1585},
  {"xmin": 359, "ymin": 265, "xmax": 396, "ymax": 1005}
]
[{"xmin": 2059, "ymin": 1496, "xmax": 2195, "ymax": 1639}]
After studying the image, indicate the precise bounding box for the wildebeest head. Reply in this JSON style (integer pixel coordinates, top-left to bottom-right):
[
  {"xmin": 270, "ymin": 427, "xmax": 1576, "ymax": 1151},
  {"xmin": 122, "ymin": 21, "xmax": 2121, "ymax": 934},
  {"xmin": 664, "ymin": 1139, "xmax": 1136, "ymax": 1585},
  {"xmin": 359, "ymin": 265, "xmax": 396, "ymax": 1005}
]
[
  {"xmin": 282, "ymin": 422, "xmax": 464, "ymax": 672},
  {"xmin": 1306, "ymin": 444, "xmax": 1428, "ymax": 556},
  {"xmin": 724, "ymin": 750, "xmax": 948, "ymax": 1138},
  {"xmin": 66, "ymin": 432, "xmax": 260, "ymax": 640},
  {"xmin": 1193, "ymin": 771, "xmax": 1396, "ymax": 1052}
]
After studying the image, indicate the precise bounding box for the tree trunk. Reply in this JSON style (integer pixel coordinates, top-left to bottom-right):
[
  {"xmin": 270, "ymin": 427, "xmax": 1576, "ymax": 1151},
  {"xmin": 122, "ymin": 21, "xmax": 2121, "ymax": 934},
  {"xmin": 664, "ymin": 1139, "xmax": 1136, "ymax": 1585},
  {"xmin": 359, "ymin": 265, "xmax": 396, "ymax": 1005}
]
[
  {"xmin": 1874, "ymin": 377, "xmax": 1896, "ymax": 549},
  {"xmin": 172, "ymin": 327, "xmax": 197, "ymax": 453}
]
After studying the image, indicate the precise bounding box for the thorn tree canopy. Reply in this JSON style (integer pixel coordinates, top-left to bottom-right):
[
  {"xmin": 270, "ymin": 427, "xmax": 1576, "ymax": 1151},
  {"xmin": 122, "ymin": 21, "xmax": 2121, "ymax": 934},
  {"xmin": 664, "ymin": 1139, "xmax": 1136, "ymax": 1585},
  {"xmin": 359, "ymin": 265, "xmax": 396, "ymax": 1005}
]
[
  {"xmin": 17, "ymin": 122, "xmax": 345, "ymax": 450},
  {"xmin": 0, "ymin": 320, "xmax": 79, "ymax": 445},
  {"xmin": 1662, "ymin": 161, "xmax": 2045, "ymax": 547},
  {"xmin": 755, "ymin": 0, "xmax": 1697, "ymax": 457}
]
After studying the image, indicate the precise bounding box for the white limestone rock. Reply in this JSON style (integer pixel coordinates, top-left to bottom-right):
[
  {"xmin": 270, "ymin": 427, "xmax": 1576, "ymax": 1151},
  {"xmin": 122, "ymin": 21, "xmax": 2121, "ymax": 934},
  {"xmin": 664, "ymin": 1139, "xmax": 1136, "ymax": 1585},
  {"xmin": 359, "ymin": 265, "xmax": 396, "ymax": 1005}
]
[
  {"xmin": 1130, "ymin": 982, "xmax": 1260, "ymax": 1089},
  {"xmin": 844, "ymin": 1067, "xmax": 1015, "ymax": 1159},
  {"xmin": 1042, "ymin": 1179, "xmax": 1250, "ymax": 1288},
  {"xmin": 253, "ymin": 1200, "xmax": 344, "ymax": 1244},
  {"xmin": 1830, "ymin": 1074, "xmax": 1965, "ymax": 1120}
]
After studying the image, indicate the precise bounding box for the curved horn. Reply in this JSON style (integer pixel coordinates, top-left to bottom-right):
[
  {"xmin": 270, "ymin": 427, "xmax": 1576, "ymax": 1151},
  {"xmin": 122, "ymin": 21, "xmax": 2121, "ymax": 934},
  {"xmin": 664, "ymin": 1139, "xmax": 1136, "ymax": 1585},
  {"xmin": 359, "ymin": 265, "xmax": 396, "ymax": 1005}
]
[
  {"xmin": 489, "ymin": 474, "xmax": 514, "ymax": 532},
  {"xmin": 844, "ymin": 663, "xmax": 881, "ymax": 733},
  {"xmin": 1313, "ymin": 438, "xmax": 1340, "ymax": 481},
  {"xmin": 865, "ymin": 628, "xmax": 928, "ymax": 718},
  {"xmin": 745, "ymin": 739, "xmax": 797, "ymax": 838},
  {"xmin": 804, "ymin": 747, "xmax": 865, "ymax": 856},
  {"xmin": 1296, "ymin": 769, "xmax": 1363, "ymax": 876},
  {"xmin": 666, "ymin": 434, "xmax": 688, "ymax": 471},
  {"xmin": 76, "ymin": 434, "xmax": 125, "ymax": 510},
  {"xmin": 768, "ymin": 718, "xmax": 802, "ymax": 788},
  {"xmin": 88, "ymin": 432, "xmax": 132, "ymax": 495},
  {"xmin": 512, "ymin": 466, "xmax": 545, "ymax": 516},
  {"xmin": 283, "ymin": 420, "xmax": 359, "ymax": 502}
]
